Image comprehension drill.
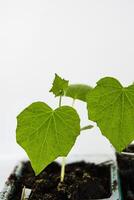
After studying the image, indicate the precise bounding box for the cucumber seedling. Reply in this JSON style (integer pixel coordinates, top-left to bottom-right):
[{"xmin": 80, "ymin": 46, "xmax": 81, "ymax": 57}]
[
  {"xmin": 16, "ymin": 75, "xmax": 134, "ymax": 183},
  {"xmin": 16, "ymin": 74, "xmax": 93, "ymax": 181}
]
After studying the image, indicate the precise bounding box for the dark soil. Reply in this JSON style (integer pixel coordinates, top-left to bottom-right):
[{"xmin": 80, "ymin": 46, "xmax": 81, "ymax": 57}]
[
  {"xmin": 117, "ymin": 144, "xmax": 134, "ymax": 200},
  {"xmin": 123, "ymin": 144, "xmax": 134, "ymax": 153},
  {"xmin": 6, "ymin": 161, "xmax": 111, "ymax": 200}
]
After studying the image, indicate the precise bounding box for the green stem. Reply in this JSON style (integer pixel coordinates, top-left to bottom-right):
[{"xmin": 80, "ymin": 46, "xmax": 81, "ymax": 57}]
[
  {"xmin": 80, "ymin": 125, "xmax": 94, "ymax": 131},
  {"xmin": 60, "ymin": 156, "xmax": 66, "ymax": 182},
  {"xmin": 72, "ymin": 99, "xmax": 75, "ymax": 107},
  {"xmin": 60, "ymin": 98, "xmax": 75, "ymax": 182},
  {"xmin": 59, "ymin": 95, "xmax": 62, "ymax": 107},
  {"xmin": 59, "ymin": 96, "xmax": 66, "ymax": 182}
]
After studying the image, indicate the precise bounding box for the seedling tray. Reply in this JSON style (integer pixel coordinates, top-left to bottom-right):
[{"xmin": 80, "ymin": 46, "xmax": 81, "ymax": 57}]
[{"xmin": 0, "ymin": 158, "xmax": 122, "ymax": 200}]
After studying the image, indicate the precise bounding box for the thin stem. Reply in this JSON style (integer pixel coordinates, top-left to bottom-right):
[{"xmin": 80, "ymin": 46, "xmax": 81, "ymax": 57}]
[
  {"xmin": 59, "ymin": 95, "xmax": 62, "ymax": 107},
  {"xmin": 80, "ymin": 125, "xmax": 94, "ymax": 131},
  {"xmin": 60, "ymin": 98, "xmax": 75, "ymax": 182},
  {"xmin": 72, "ymin": 99, "xmax": 75, "ymax": 107},
  {"xmin": 60, "ymin": 156, "xmax": 66, "ymax": 182},
  {"xmin": 59, "ymin": 95, "xmax": 66, "ymax": 182}
]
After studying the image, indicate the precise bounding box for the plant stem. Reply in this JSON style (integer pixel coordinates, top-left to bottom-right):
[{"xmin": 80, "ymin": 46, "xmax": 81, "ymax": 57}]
[
  {"xmin": 59, "ymin": 95, "xmax": 62, "ymax": 107},
  {"xmin": 60, "ymin": 156, "xmax": 66, "ymax": 182},
  {"xmin": 80, "ymin": 125, "xmax": 94, "ymax": 131},
  {"xmin": 72, "ymin": 99, "xmax": 75, "ymax": 107},
  {"xmin": 60, "ymin": 98, "xmax": 75, "ymax": 182},
  {"xmin": 59, "ymin": 95, "xmax": 66, "ymax": 182}
]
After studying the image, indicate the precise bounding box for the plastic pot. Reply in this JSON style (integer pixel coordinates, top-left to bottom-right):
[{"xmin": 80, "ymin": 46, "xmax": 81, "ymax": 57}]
[
  {"xmin": 116, "ymin": 144, "xmax": 134, "ymax": 200},
  {"xmin": 0, "ymin": 155, "xmax": 122, "ymax": 200}
]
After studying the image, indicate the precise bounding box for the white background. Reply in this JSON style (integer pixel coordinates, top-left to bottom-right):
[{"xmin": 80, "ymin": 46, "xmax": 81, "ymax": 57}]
[{"xmin": 0, "ymin": 0, "xmax": 134, "ymax": 189}]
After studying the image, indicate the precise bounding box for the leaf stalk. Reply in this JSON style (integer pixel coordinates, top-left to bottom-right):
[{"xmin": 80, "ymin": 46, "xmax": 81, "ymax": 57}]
[{"xmin": 80, "ymin": 125, "xmax": 94, "ymax": 131}]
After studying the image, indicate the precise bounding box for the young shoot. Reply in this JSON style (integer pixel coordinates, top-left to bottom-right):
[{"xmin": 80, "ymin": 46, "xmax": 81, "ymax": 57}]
[{"xmin": 16, "ymin": 74, "xmax": 93, "ymax": 179}]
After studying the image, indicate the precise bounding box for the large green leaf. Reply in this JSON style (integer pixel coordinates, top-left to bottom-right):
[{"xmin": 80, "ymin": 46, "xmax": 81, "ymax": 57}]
[
  {"xmin": 16, "ymin": 102, "xmax": 80, "ymax": 175},
  {"xmin": 65, "ymin": 84, "xmax": 92, "ymax": 102},
  {"xmin": 49, "ymin": 74, "xmax": 69, "ymax": 97},
  {"xmin": 87, "ymin": 77, "xmax": 134, "ymax": 152}
]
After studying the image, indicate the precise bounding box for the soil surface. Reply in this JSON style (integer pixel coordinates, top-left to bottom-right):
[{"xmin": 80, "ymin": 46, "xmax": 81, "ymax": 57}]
[
  {"xmin": 6, "ymin": 161, "xmax": 111, "ymax": 200},
  {"xmin": 117, "ymin": 144, "xmax": 134, "ymax": 200}
]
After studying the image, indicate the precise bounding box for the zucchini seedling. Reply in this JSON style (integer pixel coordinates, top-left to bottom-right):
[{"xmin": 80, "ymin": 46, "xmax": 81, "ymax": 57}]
[{"xmin": 16, "ymin": 74, "xmax": 93, "ymax": 181}]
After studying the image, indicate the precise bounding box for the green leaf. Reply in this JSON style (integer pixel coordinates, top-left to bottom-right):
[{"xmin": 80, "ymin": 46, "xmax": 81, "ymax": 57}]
[
  {"xmin": 65, "ymin": 84, "xmax": 93, "ymax": 102},
  {"xmin": 16, "ymin": 102, "xmax": 80, "ymax": 175},
  {"xmin": 87, "ymin": 77, "xmax": 134, "ymax": 152},
  {"xmin": 49, "ymin": 74, "xmax": 69, "ymax": 97}
]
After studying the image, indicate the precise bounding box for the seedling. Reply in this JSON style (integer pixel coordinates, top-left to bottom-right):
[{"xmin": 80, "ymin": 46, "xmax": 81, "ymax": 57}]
[
  {"xmin": 16, "ymin": 75, "xmax": 134, "ymax": 183},
  {"xmin": 16, "ymin": 74, "xmax": 93, "ymax": 180}
]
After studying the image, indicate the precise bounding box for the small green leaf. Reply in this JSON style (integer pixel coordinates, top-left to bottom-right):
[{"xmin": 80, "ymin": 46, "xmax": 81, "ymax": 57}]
[
  {"xmin": 49, "ymin": 74, "xmax": 69, "ymax": 97},
  {"xmin": 65, "ymin": 84, "xmax": 92, "ymax": 102},
  {"xmin": 16, "ymin": 102, "xmax": 80, "ymax": 175},
  {"xmin": 87, "ymin": 77, "xmax": 134, "ymax": 152}
]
